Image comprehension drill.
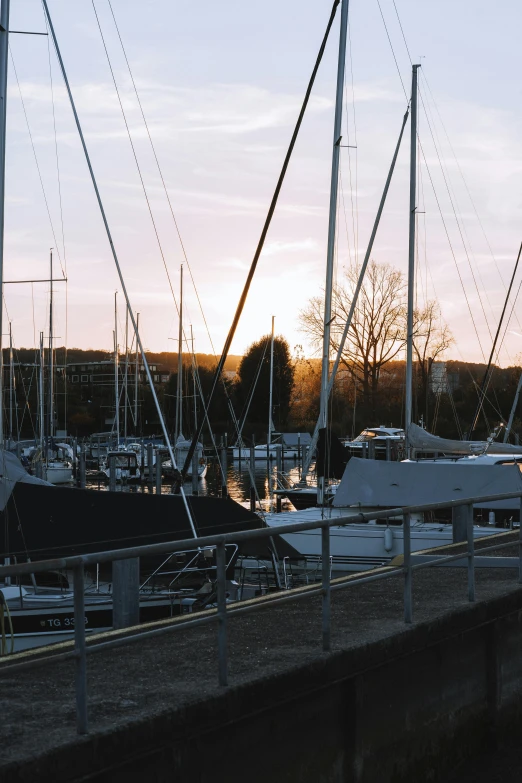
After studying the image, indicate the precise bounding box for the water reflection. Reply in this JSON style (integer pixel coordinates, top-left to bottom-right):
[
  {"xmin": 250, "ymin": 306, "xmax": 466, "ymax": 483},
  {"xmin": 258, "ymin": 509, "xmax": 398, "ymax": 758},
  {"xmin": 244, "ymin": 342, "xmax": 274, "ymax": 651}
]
[{"xmin": 85, "ymin": 456, "xmax": 310, "ymax": 511}]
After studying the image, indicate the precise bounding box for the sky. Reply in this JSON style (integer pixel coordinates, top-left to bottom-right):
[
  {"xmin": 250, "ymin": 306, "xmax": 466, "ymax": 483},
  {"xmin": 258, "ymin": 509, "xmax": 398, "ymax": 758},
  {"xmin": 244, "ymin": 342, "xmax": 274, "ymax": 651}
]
[{"xmin": 2, "ymin": 0, "xmax": 522, "ymax": 366}]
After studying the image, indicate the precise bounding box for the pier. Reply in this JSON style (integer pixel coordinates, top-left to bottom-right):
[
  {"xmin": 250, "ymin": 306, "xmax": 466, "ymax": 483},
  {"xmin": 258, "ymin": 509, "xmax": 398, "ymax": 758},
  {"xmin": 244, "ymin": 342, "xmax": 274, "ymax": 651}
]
[{"xmin": 2, "ymin": 525, "xmax": 522, "ymax": 781}]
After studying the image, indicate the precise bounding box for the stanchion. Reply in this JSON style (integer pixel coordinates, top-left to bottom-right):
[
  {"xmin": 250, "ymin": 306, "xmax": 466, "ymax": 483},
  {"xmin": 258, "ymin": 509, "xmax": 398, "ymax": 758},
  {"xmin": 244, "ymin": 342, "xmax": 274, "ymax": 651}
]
[
  {"xmin": 321, "ymin": 524, "xmax": 331, "ymax": 651},
  {"xmin": 403, "ymin": 512, "xmax": 412, "ymax": 623},
  {"xmin": 216, "ymin": 541, "xmax": 228, "ymax": 686},
  {"xmin": 73, "ymin": 566, "xmax": 88, "ymax": 734},
  {"xmin": 466, "ymin": 503, "xmax": 475, "ymax": 602}
]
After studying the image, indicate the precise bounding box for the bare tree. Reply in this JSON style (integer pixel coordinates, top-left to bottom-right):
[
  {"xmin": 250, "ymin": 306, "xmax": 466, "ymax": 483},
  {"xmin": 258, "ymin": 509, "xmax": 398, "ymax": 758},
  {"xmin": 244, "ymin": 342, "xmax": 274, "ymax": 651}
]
[
  {"xmin": 412, "ymin": 300, "xmax": 454, "ymax": 427},
  {"xmin": 299, "ymin": 260, "xmax": 407, "ymax": 414}
]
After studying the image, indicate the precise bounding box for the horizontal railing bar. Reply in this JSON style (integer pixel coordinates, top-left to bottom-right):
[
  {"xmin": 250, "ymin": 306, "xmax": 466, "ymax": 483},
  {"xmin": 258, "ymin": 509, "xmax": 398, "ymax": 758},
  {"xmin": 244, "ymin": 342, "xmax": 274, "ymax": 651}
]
[
  {"xmin": 1, "ymin": 531, "xmax": 518, "ymax": 673},
  {"xmin": 410, "ymin": 538, "xmax": 518, "ymax": 571},
  {"xmin": 1, "ymin": 492, "xmax": 521, "ymax": 578}
]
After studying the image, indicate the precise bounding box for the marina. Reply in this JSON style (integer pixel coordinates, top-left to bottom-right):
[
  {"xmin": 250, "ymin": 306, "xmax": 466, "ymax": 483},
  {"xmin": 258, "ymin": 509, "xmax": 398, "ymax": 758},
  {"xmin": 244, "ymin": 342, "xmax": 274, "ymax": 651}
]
[{"xmin": 0, "ymin": 0, "xmax": 521, "ymax": 779}]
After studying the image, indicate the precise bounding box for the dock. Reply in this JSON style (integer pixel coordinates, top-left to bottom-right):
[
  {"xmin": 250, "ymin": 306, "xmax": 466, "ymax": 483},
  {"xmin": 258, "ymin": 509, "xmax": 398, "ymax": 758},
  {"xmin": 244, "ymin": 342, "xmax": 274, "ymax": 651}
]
[{"xmin": 2, "ymin": 532, "xmax": 522, "ymax": 782}]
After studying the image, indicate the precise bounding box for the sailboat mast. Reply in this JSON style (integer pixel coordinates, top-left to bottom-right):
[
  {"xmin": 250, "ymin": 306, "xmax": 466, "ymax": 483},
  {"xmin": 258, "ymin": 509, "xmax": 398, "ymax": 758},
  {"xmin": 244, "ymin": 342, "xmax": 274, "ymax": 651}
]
[
  {"xmin": 268, "ymin": 315, "xmax": 275, "ymax": 448},
  {"xmin": 404, "ymin": 64, "xmax": 420, "ymax": 456},
  {"xmin": 48, "ymin": 249, "xmax": 54, "ymax": 441},
  {"xmin": 191, "ymin": 324, "xmax": 197, "ymax": 432},
  {"xmin": 134, "ymin": 311, "xmax": 139, "ymax": 434},
  {"xmin": 124, "ymin": 305, "xmax": 129, "ymax": 443},
  {"xmin": 8, "ymin": 320, "xmax": 12, "ymax": 442},
  {"xmin": 317, "ymin": 0, "xmax": 349, "ymax": 505},
  {"xmin": 39, "ymin": 331, "xmax": 44, "ymax": 451},
  {"xmin": 176, "ymin": 265, "xmax": 183, "ymax": 441},
  {"xmin": 114, "ymin": 291, "xmax": 119, "ymax": 444},
  {"xmin": 0, "ymin": 0, "xmax": 9, "ymax": 448}
]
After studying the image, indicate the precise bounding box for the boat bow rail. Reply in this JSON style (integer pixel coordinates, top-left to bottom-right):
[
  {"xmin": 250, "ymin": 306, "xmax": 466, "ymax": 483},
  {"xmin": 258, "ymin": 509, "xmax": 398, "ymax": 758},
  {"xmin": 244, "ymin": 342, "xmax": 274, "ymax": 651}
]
[{"xmin": 1, "ymin": 488, "xmax": 522, "ymax": 735}]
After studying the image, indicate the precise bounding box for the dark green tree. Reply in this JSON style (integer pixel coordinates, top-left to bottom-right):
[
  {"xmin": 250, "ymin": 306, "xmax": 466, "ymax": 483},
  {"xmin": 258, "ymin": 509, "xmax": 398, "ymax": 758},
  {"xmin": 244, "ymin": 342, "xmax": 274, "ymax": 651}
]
[{"xmin": 234, "ymin": 335, "xmax": 295, "ymax": 431}]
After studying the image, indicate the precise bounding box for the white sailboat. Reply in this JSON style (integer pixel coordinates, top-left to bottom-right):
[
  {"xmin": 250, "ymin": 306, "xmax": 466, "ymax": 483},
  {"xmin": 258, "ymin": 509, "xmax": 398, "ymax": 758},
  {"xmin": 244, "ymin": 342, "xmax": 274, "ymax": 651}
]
[{"xmin": 266, "ymin": 53, "xmax": 499, "ymax": 568}]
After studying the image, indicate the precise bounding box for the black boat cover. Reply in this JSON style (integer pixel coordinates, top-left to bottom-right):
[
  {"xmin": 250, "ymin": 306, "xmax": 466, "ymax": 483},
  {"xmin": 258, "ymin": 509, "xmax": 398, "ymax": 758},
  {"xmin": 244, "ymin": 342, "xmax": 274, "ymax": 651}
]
[{"xmin": 1, "ymin": 483, "xmax": 299, "ymax": 561}]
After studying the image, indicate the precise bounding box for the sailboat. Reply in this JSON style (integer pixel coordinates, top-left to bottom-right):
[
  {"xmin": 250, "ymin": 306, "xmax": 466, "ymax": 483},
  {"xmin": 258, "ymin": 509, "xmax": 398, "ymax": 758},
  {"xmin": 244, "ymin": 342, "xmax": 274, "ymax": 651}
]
[
  {"xmin": 163, "ymin": 266, "xmax": 207, "ymax": 480},
  {"xmin": 265, "ymin": 51, "xmax": 500, "ymax": 569},
  {"xmin": 0, "ymin": 1, "xmax": 278, "ymax": 575},
  {"xmin": 33, "ymin": 251, "xmax": 73, "ymax": 485}
]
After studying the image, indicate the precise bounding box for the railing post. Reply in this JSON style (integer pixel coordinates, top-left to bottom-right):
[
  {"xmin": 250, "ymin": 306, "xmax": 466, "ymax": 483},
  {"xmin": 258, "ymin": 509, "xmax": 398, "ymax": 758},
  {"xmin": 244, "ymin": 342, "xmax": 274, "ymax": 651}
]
[
  {"xmin": 403, "ymin": 512, "xmax": 412, "ymax": 624},
  {"xmin": 216, "ymin": 541, "xmax": 228, "ymax": 686},
  {"xmin": 466, "ymin": 502, "xmax": 475, "ymax": 602},
  {"xmin": 73, "ymin": 565, "xmax": 88, "ymax": 735},
  {"xmin": 518, "ymin": 496, "xmax": 522, "ymax": 585},
  {"xmin": 321, "ymin": 523, "xmax": 331, "ymax": 652}
]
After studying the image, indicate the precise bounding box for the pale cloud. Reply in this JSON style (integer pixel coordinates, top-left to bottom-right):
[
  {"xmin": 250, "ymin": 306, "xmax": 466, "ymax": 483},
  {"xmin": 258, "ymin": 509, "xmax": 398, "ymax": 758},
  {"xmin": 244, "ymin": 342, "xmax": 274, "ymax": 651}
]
[{"xmin": 261, "ymin": 238, "xmax": 318, "ymax": 257}]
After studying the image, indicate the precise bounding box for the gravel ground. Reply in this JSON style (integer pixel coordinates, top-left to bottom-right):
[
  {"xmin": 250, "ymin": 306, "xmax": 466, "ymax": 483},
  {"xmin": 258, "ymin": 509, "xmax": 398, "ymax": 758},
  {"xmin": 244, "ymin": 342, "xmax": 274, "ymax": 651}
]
[{"xmin": 1, "ymin": 535, "xmax": 521, "ymax": 772}]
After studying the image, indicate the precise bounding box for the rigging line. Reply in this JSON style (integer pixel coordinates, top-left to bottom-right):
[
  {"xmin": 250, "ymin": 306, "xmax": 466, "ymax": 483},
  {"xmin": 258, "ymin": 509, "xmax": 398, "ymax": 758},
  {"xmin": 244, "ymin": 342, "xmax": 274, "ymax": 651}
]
[
  {"xmin": 105, "ymin": 0, "xmax": 215, "ymax": 356},
  {"xmin": 44, "ymin": 15, "xmax": 66, "ymax": 271},
  {"xmin": 100, "ymin": 2, "xmax": 234, "ymax": 459},
  {"xmin": 8, "ymin": 47, "xmax": 66, "ymax": 279},
  {"xmin": 91, "ymin": 2, "xmax": 179, "ymax": 319},
  {"xmin": 421, "ymin": 72, "xmax": 522, "ymax": 342},
  {"xmin": 418, "ymin": 77, "xmax": 501, "ymax": 342},
  {"xmin": 104, "ymin": 4, "xmax": 260, "ymax": 473},
  {"xmin": 418, "ymin": 85, "xmax": 494, "ymax": 343},
  {"xmin": 391, "ymin": 0, "xmax": 413, "ymax": 65},
  {"xmin": 342, "ymin": 69, "xmax": 356, "ymax": 268},
  {"xmin": 44, "ymin": 14, "xmax": 69, "ymax": 430},
  {"xmin": 180, "ymin": 0, "xmax": 343, "ymax": 478},
  {"xmin": 375, "ymin": 0, "xmax": 408, "ymax": 102},
  {"xmin": 417, "ymin": 139, "xmax": 487, "ymax": 361},
  {"xmin": 339, "ymin": 161, "xmax": 353, "ymax": 267},
  {"xmin": 469, "ymin": 241, "xmax": 522, "ymax": 433},
  {"xmin": 347, "ymin": 16, "xmax": 359, "ymax": 265}
]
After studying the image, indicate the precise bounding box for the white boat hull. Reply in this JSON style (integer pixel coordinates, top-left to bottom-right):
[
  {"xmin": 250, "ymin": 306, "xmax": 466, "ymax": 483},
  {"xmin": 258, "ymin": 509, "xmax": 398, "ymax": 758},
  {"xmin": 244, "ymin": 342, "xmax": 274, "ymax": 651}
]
[
  {"xmin": 232, "ymin": 446, "xmax": 299, "ymax": 460},
  {"xmin": 43, "ymin": 465, "xmax": 73, "ymax": 484},
  {"xmin": 265, "ymin": 508, "xmax": 500, "ymax": 572}
]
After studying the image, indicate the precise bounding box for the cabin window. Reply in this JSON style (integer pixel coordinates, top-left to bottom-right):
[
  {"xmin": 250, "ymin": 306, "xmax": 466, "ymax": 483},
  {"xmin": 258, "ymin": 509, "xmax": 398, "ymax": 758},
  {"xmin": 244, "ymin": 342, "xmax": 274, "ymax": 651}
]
[
  {"xmin": 154, "ymin": 374, "xmax": 159, "ymax": 382},
  {"xmin": 72, "ymin": 375, "xmax": 79, "ymax": 383},
  {"xmin": 81, "ymin": 374, "xmax": 88, "ymax": 383}
]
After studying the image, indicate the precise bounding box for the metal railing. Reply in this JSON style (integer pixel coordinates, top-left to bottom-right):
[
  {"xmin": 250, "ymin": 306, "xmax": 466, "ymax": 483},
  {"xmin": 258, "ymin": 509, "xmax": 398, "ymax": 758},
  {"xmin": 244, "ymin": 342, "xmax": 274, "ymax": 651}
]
[{"xmin": 1, "ymin": 490, "xmax": 522, "ymax": 736}]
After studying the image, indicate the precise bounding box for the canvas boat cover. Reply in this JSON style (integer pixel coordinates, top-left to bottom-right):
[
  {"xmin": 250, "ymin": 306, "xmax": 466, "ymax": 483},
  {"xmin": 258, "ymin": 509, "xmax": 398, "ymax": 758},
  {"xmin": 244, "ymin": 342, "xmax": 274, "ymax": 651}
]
[
  {"xmin": 0, "ymin": 450, "xmax": 51, "ymax": 511},
  {"xmin": 408, "ymin": 422, "xmax": 522, "ymax": 456},
  {"xmin": 333, "ymin": 456, "xmax": 522, "ymax": 510}
]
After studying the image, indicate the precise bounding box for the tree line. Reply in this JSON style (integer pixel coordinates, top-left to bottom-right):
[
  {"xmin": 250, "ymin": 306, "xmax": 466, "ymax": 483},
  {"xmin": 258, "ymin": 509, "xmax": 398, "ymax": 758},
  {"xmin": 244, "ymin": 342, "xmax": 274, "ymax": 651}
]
[{"xmin": 6, "ymin": 259, "xmax": 521, "ymax": 442}]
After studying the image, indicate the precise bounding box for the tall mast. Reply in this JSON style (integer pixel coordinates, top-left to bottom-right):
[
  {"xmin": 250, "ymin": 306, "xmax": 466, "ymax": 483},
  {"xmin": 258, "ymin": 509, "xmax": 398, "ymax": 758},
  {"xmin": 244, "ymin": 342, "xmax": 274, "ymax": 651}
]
[
  {"xmin": 191, "ymin": 324, "xmax": 197, "ymax": 432},
  {"xmin": 114, "ymin": 291, "xmax": 119, "ymax": 444},
  {"xmin": 0, "ymin": 0, "xmax": 10, "ymax": 448},
  {"xmin": 175, "ymin": 265, "xmax": 183, "ymax": 441},
  {"xmin": 8, "ymin": 320, "xmax": 12, "ymax": 442},
  {"xmin": 134, "ymin": 311, "xmax": 139, "ymax": 434},
  {"xmin": 404, "ymin": 64, "xmax": 420, "ymax": 456},
  {"xmin": 48, "ymin": 249, "xmax": 54, "ymax": 442},
  {"xmin": 268, "ymin": 315, "xmax": 275, "ymax": 448},
  {"xmin": 39, "ymin": 331, "xmax": 44, "ymax": 451},
  {"xmin": 124, "ymin": 305, "xmax": 129, "ymax": 443},
  {"xmin": 317, "ymin": 0, "xmax": 349, "ymax": 505}
]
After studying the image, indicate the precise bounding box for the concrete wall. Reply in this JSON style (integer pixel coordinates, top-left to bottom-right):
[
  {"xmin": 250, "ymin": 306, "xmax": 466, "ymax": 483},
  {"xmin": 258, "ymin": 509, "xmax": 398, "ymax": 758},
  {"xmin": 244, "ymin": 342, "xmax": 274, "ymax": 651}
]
[{"xmin": 5, "ymin": 589, "xmax": 522, "ymax": 782}]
